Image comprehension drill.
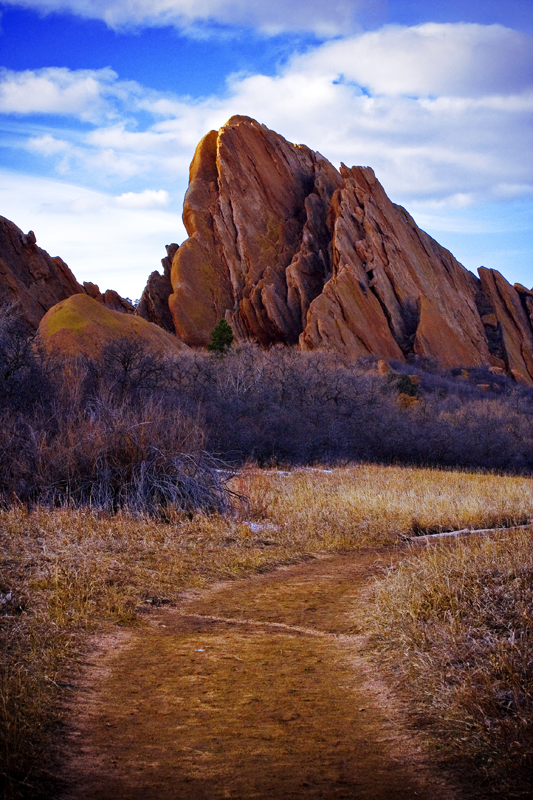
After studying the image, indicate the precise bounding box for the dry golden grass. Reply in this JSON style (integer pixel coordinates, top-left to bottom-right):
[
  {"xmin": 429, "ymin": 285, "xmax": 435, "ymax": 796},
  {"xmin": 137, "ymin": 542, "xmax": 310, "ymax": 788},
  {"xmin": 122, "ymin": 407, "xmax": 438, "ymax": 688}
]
[
  {"xmin": 235, "ymin": 464, "xmax": 533, "ymax": 540},
  {"xmin": 1, "ymin": 463, "xmax": 532, "ymax": 797},
  {"xmin": 366, "ymin": 529, "xmax": 533, "ymax": 797}
]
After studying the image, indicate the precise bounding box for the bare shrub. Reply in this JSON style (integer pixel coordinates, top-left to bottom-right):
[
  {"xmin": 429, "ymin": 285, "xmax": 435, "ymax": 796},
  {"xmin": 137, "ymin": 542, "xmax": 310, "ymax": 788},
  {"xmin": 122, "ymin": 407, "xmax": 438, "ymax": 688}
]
[
  {"xmin": 2, "ymin": 324, "xmax": 533, "ymax": 517},
  {"xmin": 190, "ymin": 344, "xmax": 533, "ymax": 472},
  {"xmin": 0, "ymin": 395, "xmax": 234, "ymax": 515},
  {"xmin": 0, "ymin": 336, "xmax": 234, "ymax": 514}
]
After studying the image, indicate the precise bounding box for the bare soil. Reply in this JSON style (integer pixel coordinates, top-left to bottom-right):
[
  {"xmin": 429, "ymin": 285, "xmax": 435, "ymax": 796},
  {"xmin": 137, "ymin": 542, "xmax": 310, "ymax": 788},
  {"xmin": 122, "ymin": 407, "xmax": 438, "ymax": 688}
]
[{"xmin": 59, "ymin": 548, "xmax": 457, "ymax": 799}]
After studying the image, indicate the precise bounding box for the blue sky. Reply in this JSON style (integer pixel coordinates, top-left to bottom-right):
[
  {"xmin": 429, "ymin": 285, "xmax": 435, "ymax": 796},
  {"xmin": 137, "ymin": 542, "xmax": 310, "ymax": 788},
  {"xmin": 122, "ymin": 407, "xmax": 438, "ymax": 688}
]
[{"xmin": 0, "ymin": 0, "xmax": 532, "ymax": 299}]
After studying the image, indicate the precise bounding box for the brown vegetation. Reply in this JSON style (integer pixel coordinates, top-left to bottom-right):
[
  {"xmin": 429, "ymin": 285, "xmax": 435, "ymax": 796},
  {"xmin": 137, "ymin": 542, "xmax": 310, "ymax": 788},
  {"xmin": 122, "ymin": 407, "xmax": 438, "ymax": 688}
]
[
  {"xmin": 2, "ymin": 306, "xmax": 533, "ymax": 502},
  {"xmin": 1, "ymin": 466, "xmax": 532, "ymax": 797},
  {"xmin": 367, "ymin": 529, "xmax": 533, "ymax": 797},
  {"xmin": 1, "ymin": 305, "xmax": 533, "ymax": 797}
]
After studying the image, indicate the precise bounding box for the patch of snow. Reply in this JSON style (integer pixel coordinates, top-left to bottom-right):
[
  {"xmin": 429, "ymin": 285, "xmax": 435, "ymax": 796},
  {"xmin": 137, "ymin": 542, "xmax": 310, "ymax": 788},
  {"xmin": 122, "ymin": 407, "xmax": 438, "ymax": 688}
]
[{"xmin": 241, "ymin": 521, "xmax": 280, "ymax": 533}]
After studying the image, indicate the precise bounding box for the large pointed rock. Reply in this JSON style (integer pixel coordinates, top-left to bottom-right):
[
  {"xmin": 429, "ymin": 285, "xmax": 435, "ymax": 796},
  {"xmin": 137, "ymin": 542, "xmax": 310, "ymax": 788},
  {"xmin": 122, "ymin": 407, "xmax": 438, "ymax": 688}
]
[
  {"xmin": 141, "ymin": 117, "xmax": 533, "ymax": 385},
  {"xmin": 168, "ymin": 116, "xmax": 341, "ymax": 346}
]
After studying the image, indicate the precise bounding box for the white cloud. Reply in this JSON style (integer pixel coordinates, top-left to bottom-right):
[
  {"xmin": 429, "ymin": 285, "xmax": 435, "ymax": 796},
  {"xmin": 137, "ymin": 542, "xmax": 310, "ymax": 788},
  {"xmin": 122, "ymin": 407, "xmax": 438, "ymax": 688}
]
[
  {"xmin": 3, "ymin": 35, "xmax": 530, "ymax": 203},
  {"xmin": 493, "ymin": 183, "xmax": 533, "ymax": 199},
  {"xmin": 290, "ymin": 23, "xmax": 533, "ymax": 97},
  {"xmin": 2, "ymin": 23, "xmax": 532, "ymax": 204},
  {"xmin": 0, "ymin": 170, "xmax": 186, "ymax": 298},
  {"xmin": 27, "ymin": 133, "xmax": 70, "ymax": 155},
  {"xmin": 114, "ymin": 188, "xmax": 169, "ymax": 208},
  {"xmin": 0, "ymin": 67, "xmax": 121, "ymax": 121},
  {"xmin": 2, "ymin": 0, "xmax": 380, "ymax": 35}
]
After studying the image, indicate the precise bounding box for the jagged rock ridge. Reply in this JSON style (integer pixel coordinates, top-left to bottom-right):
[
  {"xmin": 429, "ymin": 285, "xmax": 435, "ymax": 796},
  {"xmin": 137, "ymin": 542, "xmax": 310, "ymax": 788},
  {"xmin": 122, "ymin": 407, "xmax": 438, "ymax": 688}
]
[
  {"xmin": 0, "ymin": 215, "xmax": 85, "ymax": 329},
  {"xmin": 0, "ymin": 215, "xmax": 134, "ymax": 330},
  {"xmin": 165, "ymin": 116, "xmax": 533, "ymax": 383}
]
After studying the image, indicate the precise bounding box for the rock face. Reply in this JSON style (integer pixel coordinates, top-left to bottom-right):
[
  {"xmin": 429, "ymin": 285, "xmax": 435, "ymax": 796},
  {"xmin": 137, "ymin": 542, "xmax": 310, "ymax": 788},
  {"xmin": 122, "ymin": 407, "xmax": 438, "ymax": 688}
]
[
  {"xmin": 478, "ymin": 269, "xmax": 533, "ymax": 383},
  {"xmin": 38, "ymin": 294, "xmax": 188, "ymax": 359},
  {"xmin": 164, "ymin": 116, "xmax": 533, "ymax": 383},
  {"xmin": 136, "ymin": 244, "xmax": 177, "ymax": 333},
  {"xmin": 0, "ymin": 215, "xmax": 136, "ymax": 329},
  {"xmin": 0, "ymin": 215, "xmax": 85, "ymax": 329},
  {"xmin": 168, "ymin": 116, "xmax": 341, "ymax": 346},
  {"xmin": 301, "ymin": 164, "xmax": 491, "ymax": 368}
]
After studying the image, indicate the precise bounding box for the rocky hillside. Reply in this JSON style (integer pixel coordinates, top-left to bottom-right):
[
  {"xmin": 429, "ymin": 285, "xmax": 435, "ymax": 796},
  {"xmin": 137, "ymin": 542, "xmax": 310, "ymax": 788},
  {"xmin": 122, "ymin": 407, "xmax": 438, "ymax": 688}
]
[{"xmin": 158, "ymin": 116, "xmax": 533, "ymax": 383}]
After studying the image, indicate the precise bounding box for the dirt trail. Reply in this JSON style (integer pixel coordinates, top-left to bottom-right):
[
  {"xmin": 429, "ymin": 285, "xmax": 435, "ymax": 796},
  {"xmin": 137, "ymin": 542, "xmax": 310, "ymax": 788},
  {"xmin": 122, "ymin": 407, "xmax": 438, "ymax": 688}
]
[{"xmin": 60, "ymin": 548, "xmax": 456, "ymax": 799}]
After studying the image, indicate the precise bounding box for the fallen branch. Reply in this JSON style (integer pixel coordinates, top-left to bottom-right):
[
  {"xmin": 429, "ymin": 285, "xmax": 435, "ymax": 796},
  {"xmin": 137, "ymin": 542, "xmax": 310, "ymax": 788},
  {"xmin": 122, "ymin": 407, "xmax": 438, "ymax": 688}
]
[{"xmin": 407, "ymin": 522, "xmax": 533, "ymax": 545}]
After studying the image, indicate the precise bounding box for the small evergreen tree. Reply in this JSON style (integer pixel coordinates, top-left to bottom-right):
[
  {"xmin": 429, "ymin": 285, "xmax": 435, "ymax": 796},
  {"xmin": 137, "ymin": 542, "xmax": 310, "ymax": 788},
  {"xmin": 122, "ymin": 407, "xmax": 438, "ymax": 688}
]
[{"xmin": 207, "ymin": 318, "xmax": 234, "ymax": 354}]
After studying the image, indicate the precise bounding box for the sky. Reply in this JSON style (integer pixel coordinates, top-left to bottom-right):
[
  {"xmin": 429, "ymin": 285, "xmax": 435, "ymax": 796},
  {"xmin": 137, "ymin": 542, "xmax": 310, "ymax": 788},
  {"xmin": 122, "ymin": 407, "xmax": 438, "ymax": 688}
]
[{"xmin": 0, "ymin": 0, "xmax": 532, "ymax": 300}]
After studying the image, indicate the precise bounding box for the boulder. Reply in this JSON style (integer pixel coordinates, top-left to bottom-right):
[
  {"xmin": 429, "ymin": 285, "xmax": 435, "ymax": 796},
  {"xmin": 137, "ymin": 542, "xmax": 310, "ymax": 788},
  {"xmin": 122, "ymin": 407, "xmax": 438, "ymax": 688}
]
[{"xmin": 38, "ymin": 294, "xmax": 188, "ymax": 360}]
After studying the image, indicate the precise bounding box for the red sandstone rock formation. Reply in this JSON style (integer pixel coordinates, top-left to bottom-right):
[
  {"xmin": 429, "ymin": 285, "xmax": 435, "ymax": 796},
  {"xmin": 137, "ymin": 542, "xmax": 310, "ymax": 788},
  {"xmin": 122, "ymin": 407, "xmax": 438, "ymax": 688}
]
[
  {"xmin": 135, "ymin": 244, "xmax": 177, "ymax": 333},
  {"xmin": 168, "ymin": 115, "xmax": 341, "ymax": 346},
  {"xmin": 301, "ymin": 164, "xmax": 491, "ymax": 368},
  {"xmin": 0, "ymin": 215, "xmax": 85, "ymax": 329},
  {"xmin": 165, "ymin": 116, "xmax": 533, "ymax": 383},
  {"xmin": 478, "ymin": 268, "xmax": 533, "ymax": 383},
  {"xmin": 83, "ymin": 281, "xmax": 135, "ymax": 314}
]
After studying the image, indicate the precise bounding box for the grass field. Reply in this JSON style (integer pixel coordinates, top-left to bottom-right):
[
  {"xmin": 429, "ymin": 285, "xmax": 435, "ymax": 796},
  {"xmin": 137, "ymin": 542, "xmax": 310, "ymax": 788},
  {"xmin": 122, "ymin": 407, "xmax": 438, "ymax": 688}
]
[
  {"xmin": 1, "ymin": 464, "xmax": 532, "ymax": 797},
  {"xmin": 367, "ymin": 527, "xmax": 533, "ymax": 797}
]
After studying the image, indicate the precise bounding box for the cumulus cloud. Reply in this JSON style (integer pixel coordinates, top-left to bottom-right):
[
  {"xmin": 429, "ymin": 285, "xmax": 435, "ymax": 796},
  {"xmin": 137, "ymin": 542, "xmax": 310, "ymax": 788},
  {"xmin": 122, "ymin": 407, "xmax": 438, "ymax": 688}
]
[
  {"xmin": 114, "ymin": 189, "xmax": 169, "ymax": 208},
  {"xmin": 0, "ymin": 67, "xmax": 122, "ymax": 121},
  {"xmin": 1, "ymin": 0, "xmax": 380, "ymax": 35},
  {"xmin": 290, "ymin": 23, "xmax": 533, "ymax": 97}
]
